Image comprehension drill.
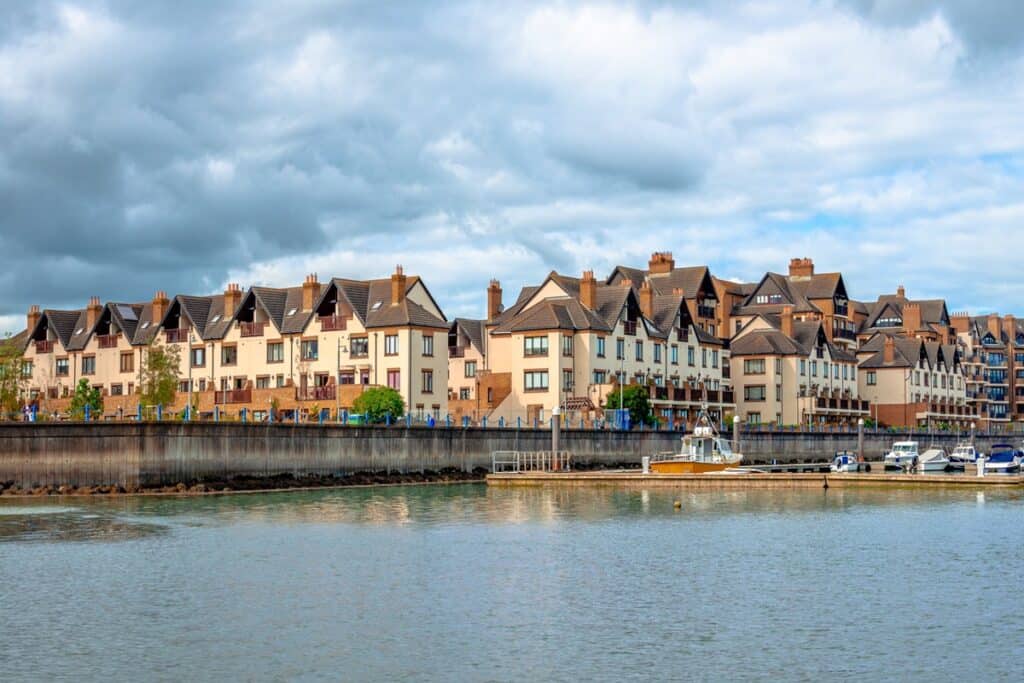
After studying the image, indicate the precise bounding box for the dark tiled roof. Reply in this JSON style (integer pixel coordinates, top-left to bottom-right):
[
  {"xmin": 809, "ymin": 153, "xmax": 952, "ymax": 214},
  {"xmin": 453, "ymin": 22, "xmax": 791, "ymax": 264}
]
[{"xmin": 453, "ymin": 318, "xmax": 486, "ymax": 353}]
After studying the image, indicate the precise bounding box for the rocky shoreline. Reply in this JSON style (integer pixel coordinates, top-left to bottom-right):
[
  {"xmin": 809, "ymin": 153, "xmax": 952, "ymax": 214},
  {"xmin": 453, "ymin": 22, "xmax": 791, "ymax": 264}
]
[{"xmin": 0, "ymin": 468, "xmax": 488, "ymax": 497}]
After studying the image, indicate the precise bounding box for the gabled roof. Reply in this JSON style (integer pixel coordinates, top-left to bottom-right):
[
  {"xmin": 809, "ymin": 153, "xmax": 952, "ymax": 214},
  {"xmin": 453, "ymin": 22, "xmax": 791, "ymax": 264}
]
[
  {"xmin": 730, "ymin": 317, "xmax": 852, "ymax": 360},
  {"xmin": 862, "ymin": 294, "xmax": 950, "ymax": 332},
  {"xmin": 170, "ymin": 294, "xmax": 236, "ymax": 341},
  {"xmin": 491, "ymin": 298, "xmax": 611, "ymax": 335},
  {"xmin": 608, "ymin": 264, "xmax": 716, "ymax": 300},
  {"xmin": 328, "ymin": 276, "xmax": 448, "ymax": 330},
  {"xmin": 733, "ymin": 272, "xmax": 822, "ymax": 316},
  {"xmin": 858, "ymin": 336, "xmax": 927, "ymax": 370},
  {"xmin": 452, "ymin": 318, "xmax": 486, "ymax": 353}
]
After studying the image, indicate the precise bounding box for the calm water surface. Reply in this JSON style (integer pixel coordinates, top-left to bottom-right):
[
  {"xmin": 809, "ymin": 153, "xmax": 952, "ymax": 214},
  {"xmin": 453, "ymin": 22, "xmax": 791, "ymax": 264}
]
[{"xmin": 1, "ymin": 484, "xmax": 1022, "ymax": 682}]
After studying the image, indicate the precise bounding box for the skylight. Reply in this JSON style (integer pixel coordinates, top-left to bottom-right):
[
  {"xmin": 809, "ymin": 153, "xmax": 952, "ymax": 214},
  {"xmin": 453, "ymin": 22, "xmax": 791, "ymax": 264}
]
[
  {"xmin": 117, "ymin": 305, "xmax": 138, "ymax": 321},
  {"xmin": 371, "ymin": 301, "xmax": 382, "ymax": 311},
  {"xmin": 287, "ymin": 308, "xmax": 297, "ymax": 316},
  {"xmin": 211, "ymin": 314, "xmax": 222, "ymax": 323},
  {"xmin": 75, "ymin": 328, "xmax": 83, "ymax": 335},
  {"xmin": 141, "ymin": 321, "xmax": 150, "ymax": 329}
]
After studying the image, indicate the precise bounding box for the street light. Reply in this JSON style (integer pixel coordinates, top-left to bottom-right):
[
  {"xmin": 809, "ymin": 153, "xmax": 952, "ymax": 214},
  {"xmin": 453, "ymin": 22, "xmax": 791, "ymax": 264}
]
[
  {"xmin": 336, "ymin": 336, "xmax": 348, "ymax": 422},
  {"xmin": 187, "ymin": 332, "xmax": 195, "ymax": 421}
]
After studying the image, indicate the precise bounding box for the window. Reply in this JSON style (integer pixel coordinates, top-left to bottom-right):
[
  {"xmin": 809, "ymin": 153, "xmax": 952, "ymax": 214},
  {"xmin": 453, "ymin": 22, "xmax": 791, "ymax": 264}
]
[
  {"xmin": 179, "ymin": 381, "xmax": 189, "ymax": 393},
  {"xmin": 256, "ymin": 376, "xmax": 271, "ymax": 389},
  {"xmin": 823, "ymin": 361, "xmax": 829, "ymax": 378},
  {"xmin": 221, "ymin": 346, "xmax": 237, "ymax": 366},
  {"xmin": 747, "ymin": 412, "xmax": 762, "ymax": 424},
  {"xmin": 867, "ymin": 371, "xmax": 877, "ymax": 386},
  {"xmin": 422, "ymin": 370, "xmax": 434, "ymax": 393},
  {"xmin": 350, "ymin": 337, "xmax": 368, "ymax": 357},
  {"xmin": 56, "ymin": 358, "xmax": 69, "ymax": 376},
  {"xmin": 459, "ymin": 388, "xmax": 471, "ymax": 400},
  {"xmin": 191, "ymin": 347, "xmax": 205, "ymax": 368},
  {"xmin": 524, "ymin": 336, "xmax": 549, "ymax": 357},
  {"xmin": 843, "ymin": 365, "xmax": 848, "ymax": 380},
  {"xmin": 21, "ymin": 361, "xmax": 32, "ymax": 378},
  {"xmin": 833, "ymin": 364, "xmax": 839, "ymax": 379},
  {"xmin": 596, "ymin": 337, "xmax": 606, "ymax": 358},
  {"xmin": 635, "ymin": 340, "xmax": 644, "ymax": 361},
  {"xmin": 384, "ymin": 335, "xmax": 399, "ymax": 356},
  {"xmin": 616, "ymin": 339, "xmax": 625, "ymax": 360},
  {"xmin": 744, "ymin": 385, "xmax": 767, "ymax": 401},
  {"xmin": 775, "ymin": 384, "xmax": 782, "ymax": 401},
  {"xmin": 120, "ymin": 352, "xmax": 134, "ymax": 373},
  {"xmin": 712, "ymin": 350, "xmax": 719, "ymax": 368},
  {"xmin": 744, "ymin": 359, "xmax": 765, "ymax": 374},
  {"xmin": 301, "ymin": 339, "xmax": 319, "ymax": 361},
  {"xmin": 670, "ymin": 345, "xmax": 679, "ymax": 365},
  {"xmin": 701, "ymin": 349, "xmax": 708, "ymax": 368},
  {"xmin": 709, "ymin": 324, "xmax": 716, "ymax": 337},
  {"xmin": 387, "ymin": 369, "xmax": 401, "ymax": 390},
  {"xmin": 267, "ymin": 342, "xmax": 284, "ymax": 363},
  {"xmin": 653, "ymin": 344, "xmax": 662, "ymax": 364},
  {"xmin": 800, "ymin": 359, "xmax": 806, "ymax": 376},
  {"xmin": 276, "ymin": 374, "xmax": 285, "ymax": 388},
  {"xmin": 82, "ymin": 356, "xmax": 96, "ymax": 375},
  {"xmin": 810, "ymin": 360, "xmax": 817, "ymax": 377},
  {"xmin": 593, "ymin": 370, "xmax": 607, "ymax": 384},
  {"xmin": 110, "ymin": 384, "xmax": 123, "ymax": 396},
  {"xmin": 688, "ymin": 347, "xmax": 695, "ymax": 366},
  {"xmin": 422, "ymin": 334, "xmax": 434, "ymax": 357},
  {"xmin": 562, "ymin": 369, "xmax": 573, "ymax": 389},
  {"xmin": 775, "ymin": 358, "xmax": 783, "ymax": 374},
  {"xmin": 339, "ymin": 372, "xmax": 355, "ymax": 385},
  {"xmin": 524, "ymin": 370, "xmax": 549, "ymax": 391},
  {"xmin": 465, "ymin": 361, "xmax": 477, "ymax": 378},
  {"xmin": 562, "ymin": 335, "xmax": 573, "ymax": 357}
]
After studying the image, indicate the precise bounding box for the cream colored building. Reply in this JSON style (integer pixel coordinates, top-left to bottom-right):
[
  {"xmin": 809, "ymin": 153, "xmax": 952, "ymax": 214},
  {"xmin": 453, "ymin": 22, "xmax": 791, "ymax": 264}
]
[{"xmin": 730, "ymin": 308, "xmax": 866, "ymax": 426}]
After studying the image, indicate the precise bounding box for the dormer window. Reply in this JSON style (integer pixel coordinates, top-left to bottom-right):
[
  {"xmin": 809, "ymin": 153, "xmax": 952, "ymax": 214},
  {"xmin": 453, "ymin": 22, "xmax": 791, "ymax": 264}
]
[
  {"xmin": 754, "ymin": 294, "xmax": 783, "ymax": 305},
  {"xmin": 877, "ymin": 316, "xmax": 902, "ymax": 328},
  {"xmin": 287, "ymin": 308, "xmax": 297, "ymax": 316}
]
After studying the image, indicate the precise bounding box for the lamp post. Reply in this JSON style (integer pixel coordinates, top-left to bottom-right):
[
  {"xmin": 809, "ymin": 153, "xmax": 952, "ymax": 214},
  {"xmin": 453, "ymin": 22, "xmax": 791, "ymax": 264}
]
[{"xmin": 336, "ymin": 336, "xmax": 348, "ymax": 422}]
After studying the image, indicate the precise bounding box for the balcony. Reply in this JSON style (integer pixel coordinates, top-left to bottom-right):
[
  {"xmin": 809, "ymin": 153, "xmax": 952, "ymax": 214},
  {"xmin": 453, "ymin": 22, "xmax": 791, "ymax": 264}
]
[
  {"xmin": 215, "ymin": 388, "xmax": 252, "ymax": 404},
  {"xmin": 449, "ymin": 346, "xmax": 466, "ymax": 359},
  {"xmin": 240, "ymin": 321, "xmax": 266, "ymax": 338},
  {"xmin": 623, "ymin": 320, "xmax": 637, "ymax": 336},
  {"xmin": 696, "ymin": 305, "xmax": 716, "ymax": 319},
  {"xmin": 165, "ymin": 328, "xmax": 188, "ymax": 344},
  {"xmin": 319, "ymin": 315, "xmax": 348, "ymax": 332},
  {"xmin": 34, "ymin": 340, "xmax": 53, "ymax": 354},
  {"xmin": 297, "ymin": 385, "xmax": 336, "ymax": 401},
  {"xmin": 97, "ymin": 334, "xmax": 119, "ymax": 349},
  {"xmin": 676, "ymin": 328, "xmax": 689, "ymax": 342},
  {"xmin": 834, "ymin": 328, "xmax": 857, "ymax": 341}
]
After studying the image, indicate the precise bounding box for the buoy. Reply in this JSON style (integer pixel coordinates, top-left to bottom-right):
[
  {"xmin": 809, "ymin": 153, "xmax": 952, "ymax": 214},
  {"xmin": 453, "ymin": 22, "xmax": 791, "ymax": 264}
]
[{"xmin": 673, "ymin": 500, "xmax": 682, "ymax": 510}]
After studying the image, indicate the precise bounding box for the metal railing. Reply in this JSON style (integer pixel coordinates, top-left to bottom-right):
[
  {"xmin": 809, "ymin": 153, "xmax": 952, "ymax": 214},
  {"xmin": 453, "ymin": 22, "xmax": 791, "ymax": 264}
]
[
  {"xmin": 97, "ymin": 334, "xmax": 120, "ymax": 349},
  {"xmin": 34, "ymin": 340, "xmax": 53, "ymax": 354},
  {"xmin": 297, "ymin": 385, "xmax": 336, "ymax": 401},
  {"xmin": 165, "ymin": 328, "xmax": 188, "ymax": 344},
  {"xmin": 240, "ymin": 322, "xmax": 266, "ymax": 338},
  {"xmin": 491, "ymin": 450, "xmax": 572, "ymax": 473},
  {"xmin": 319, "ymin": 315, "xmax": 347, "ymax": 332}
]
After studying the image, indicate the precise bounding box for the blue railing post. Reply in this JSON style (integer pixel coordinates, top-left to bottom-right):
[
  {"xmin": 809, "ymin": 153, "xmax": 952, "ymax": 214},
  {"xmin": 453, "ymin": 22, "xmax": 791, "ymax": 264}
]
[
  {"xmin": 517, "ymin": 416, "xmax": 521, "ymax": 429},
  {"xmin": 342, "ymin": 409, "xmax": 348, "ymax": 425},
  {"xmin": 498, "ymin": 416, "xmax": 504, "ymax": 429},
  {"xmin": 269, "ymin": 407, "xmax": 274, "ymax": 423},
  {"xmin": 241, "ymin": 408, "xmax": 247, "ymax": 424},
  {"xmin": 482, "ymin": 416, "xmax": 488, "ymax": 429},
  {"xmin": 214, "ymin": 406, "xmax": 220, "ymax": 422},
  {"xmin": 156, "ymin": 404, "xmax": 163, "ymax": 421},
  {"xmin": 84, "ymin": 404, "xmax": 90, "ymax": 422},
  {"xmin": 533, "ymin": 417, "xmax": 538, "ymax": 429},
  {"xmin": 318, "ymin": 409, "xmax": 324, "ymax": 425},
  {"xmin": 406, "ymin": 414, "xmax": 412, "ymax": 428},
  {"xmin": 294, "ymin": 409, "xmax": 300, "ymax": 424},
  {"xmin": 31, "ymin": 404, "xmax": 37, "ymax": 422},
  {"xmin": 386, "ymin": 412, "xmax": 392, "ymax": 426},
  {"xmin": 137, "ymin": 404, "xmax": 142, "ymax": 421},
  {"xmin": 462, "ymin": 416, "xmax": 469, "ymax": 428}
]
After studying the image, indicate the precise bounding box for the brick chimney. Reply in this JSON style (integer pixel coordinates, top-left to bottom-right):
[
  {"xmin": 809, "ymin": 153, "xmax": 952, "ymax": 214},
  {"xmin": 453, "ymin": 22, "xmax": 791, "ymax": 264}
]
[
  {"xmin": 781, "ymin": 305, "xmax": 794, "ymax": 339},
  {"xmin": 987, "ymin": 313, "xmax": 1000, "ymax": 339},
  {"xmin": 639, "ymin": 280, "xmax": 654, "ymax": 319},
  {"xmin": 487, "ymin": 279, "xmax": 503, "ymax": 321},
  {"xmin": 224, "ymin": 283, "xmax": 242, "ymax": 316},
  {"xmin": 391, "ymin": 265, "xmax": 407, "ymax": 306},
  {"xmin": 950, "ymin": 311, "xmax": 970, "ymax": 334},
  {"xmin": 27, "ymin": 305, "xmax": 41, "ymax": 333},
  {"xmin": 619, "ymin": 278, "xmax": 633, "ymax": 289},
  {"xmin": 580, "ymin": 271, "xmax": 597, "ymax": 310},
  {"xmin": 86, "ymin": 296, "xmax": 102, "ymax": 330},
  {"xmin": 788, "ymin": 258, "xmax": 814, "ymax": 279},
  {"xmin": 1003, "ymin": 314, "xmax": 1017, "ymax": 343},
  {"xmin": 152, "ymin": 291, "xmax": 169, "ymax": 326},
  {"xmin": 883, "ymin": 335, "xmax": 896, "ymax": 364},
  {"xmin": 648, "ymin": 251, "xmax": 675, "ymax": 275},
  {"xmin": 302, "ymin": 273, "xmax": 320, "ymax": 311},
  {"xmin": 903, "ymin": 303, "xmax": 922, "ymax": 335},
  {"xmin": 896, "ymin": 284, "xmax": 906, "ymax": 298}
]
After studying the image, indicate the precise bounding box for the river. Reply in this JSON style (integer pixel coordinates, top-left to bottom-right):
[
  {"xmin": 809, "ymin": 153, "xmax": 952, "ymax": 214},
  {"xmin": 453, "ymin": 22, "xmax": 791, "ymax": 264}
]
[{"xmin": 1, "ymin": 484, "xmax": 1021, "ymax": 681}]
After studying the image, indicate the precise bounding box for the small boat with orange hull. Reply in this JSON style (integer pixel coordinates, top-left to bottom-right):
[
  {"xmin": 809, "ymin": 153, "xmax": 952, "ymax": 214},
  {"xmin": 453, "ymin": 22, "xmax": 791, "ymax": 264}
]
[{"xmin": 649, "ymin": 409, "xmax": 742, "ymax": 474}]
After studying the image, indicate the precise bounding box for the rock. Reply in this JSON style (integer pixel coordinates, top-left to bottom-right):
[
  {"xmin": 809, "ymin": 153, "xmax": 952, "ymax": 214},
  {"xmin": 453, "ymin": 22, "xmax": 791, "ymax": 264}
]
[
  {"xmin": 190, "ymin": 484, "xmax": 208, "ymax": 493},
  {"xmin": 221, "ymin": 487, "xmax": 232, "ymax": 492},
  {"xmin": 58, "ymin": 485, "xmax": 71, "ymax": 495},
  {"xmin": 175, "ymin": 482, "xmax": 187, "ymax": 492}
]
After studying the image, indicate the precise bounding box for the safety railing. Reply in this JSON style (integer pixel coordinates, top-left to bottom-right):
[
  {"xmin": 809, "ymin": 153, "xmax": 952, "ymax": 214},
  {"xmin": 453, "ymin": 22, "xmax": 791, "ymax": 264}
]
[{"xmin": 491, "ymin": 450, "xmax": 572, "ymax": 473}]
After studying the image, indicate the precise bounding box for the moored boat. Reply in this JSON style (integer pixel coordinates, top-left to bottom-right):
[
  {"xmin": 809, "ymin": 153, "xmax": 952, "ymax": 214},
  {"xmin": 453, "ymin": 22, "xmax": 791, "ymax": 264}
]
[
  {"xmin": 884, "ymin": 441, "xmax": 919, "ymax": 471},
  {"xmin": 917, "ymin": 448, "xmax": 950, "ymax": 472},
  {"xmin": 650, "ymin": 408, "xmax": 742, "ymax": 474},
  {"xmin": 830, "ymin": 450, "xmax": 861, "ymax": 473},
  {"xmin": 948, "ymin": 442, "xmax": 980, "ymax": 470},
  {"xmin": 982, "ymin": 444, "xmax": 1021, "ymax": 474}
]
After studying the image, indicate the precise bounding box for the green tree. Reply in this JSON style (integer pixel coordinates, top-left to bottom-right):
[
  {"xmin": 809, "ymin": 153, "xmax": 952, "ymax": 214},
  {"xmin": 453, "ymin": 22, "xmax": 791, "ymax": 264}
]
[
  {"xmin": 604, "ymin": 384, "xmax": 655, "ymax": 428},
  {"xmin": 69, "ymin": 378, "xmax": 103, "ymax": 420},
  {"xmin": 0, "ymin": 335, "xmax": 27, "ymax": 417},
  {"xmin": 352, "ymin": 386, "xmax": 405, "ymax": 423},
  {"xmin": 140, "ymin": 340, "xmax": 181, "ymax": 409}
]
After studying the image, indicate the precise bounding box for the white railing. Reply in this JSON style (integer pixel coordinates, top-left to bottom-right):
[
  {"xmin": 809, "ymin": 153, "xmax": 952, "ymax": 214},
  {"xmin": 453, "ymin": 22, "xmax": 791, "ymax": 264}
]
[{"xmin": 491, "ymin": 450, "xmax": 572, "ymax": 473}]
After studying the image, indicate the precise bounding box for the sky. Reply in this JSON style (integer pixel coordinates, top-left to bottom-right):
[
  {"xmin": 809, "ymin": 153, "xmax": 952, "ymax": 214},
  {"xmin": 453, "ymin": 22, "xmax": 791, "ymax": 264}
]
[{"xmin": 3, "ymin": 0, "xmax": 1024, "ymax": 334}]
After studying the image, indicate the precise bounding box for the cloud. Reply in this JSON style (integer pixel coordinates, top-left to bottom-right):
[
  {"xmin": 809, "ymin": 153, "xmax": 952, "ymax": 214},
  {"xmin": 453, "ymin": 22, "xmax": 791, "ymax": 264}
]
[{"xmin": 2, "ymin": 0, "xmax": 1024, "ymax": 334}]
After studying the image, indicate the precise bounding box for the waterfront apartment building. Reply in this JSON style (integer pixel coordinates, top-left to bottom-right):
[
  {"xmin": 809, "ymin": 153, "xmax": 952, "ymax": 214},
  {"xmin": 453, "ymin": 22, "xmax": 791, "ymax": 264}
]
[
  {"xmin": 951, "ymin": 313, "xmax": 1024, "ymax": 428},
  {"xmin": 452, "ymin": 269, "xmax": 734, "ymax": 426},
  {"xmin": 20, "ymin": 267, "xmax": 449, "ymax": 419},
  {"xmin": 730, "ymin": 306, "xmax": 866, "ymax": 426},
  {"xmin": 856, "ymin": 333, "xmax": 971, "ymax": 428}
]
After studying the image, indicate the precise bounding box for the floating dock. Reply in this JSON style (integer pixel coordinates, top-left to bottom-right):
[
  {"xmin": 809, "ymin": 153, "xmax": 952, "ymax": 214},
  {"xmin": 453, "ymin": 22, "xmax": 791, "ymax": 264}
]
[{"xmin": 486, "ymin": 470, "xmax": 1024, "ymax": 489}]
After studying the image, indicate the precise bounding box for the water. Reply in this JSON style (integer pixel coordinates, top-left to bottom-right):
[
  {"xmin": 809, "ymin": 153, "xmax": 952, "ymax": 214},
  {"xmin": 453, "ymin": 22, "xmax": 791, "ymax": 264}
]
[{"xmin": 1, "ymin": 485, "xmax": 1022, "ymax": 682}]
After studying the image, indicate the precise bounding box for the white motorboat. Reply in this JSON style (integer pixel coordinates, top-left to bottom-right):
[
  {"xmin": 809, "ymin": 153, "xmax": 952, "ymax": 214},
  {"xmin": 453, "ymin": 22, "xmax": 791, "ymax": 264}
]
[
  {"xmin": 948, "ymin": 442, "xmax": 980, "ymax": 470},
  {"xmin": 983, "ymin": 444, "xmax": 1022, "ymax": 474},
  {"xmin": 830, "ymin": 450, "xmax": 861, "ymax": 473},
  {"xmin": 884, "ymin": 441, "xmax": 919, "ymax": 470},
  {"xmin": 917, "ymin": 448, "xmax": 950, "ymax": 472}
]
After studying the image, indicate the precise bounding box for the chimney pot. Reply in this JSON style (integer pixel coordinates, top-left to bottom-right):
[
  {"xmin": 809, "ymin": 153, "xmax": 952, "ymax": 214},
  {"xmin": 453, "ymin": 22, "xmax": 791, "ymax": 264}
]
[
  {"xmin": 788, "ymin": 258, "xmax": 814, "ymax": 279},
  {"xmin": 391, "ymin": 265, "xmax": 408, "ymax": 306},
  {"xmin": 487, "ymin": 279, "xmax": 503, "ymax": 321},
  {"xmin": 781, "ymin": 305, "xmax": 794, "ymax": 338},
  {"xmin": 648, "ymin": 251, "xmax": 675, "ymax": 275},
  {"xmin": 302, "ymin": 273, "xmax": 321, "ymax": 311},
  {"xmin": 580, "ymin": 271, "xmax": 597, "ymax": 310}
]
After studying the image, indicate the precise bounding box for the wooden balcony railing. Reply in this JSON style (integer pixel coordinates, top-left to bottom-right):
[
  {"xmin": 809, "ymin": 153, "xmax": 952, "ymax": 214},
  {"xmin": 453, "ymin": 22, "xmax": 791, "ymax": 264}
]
[
  {"xmin": 319, "ymin": 315, "xmax": 347, "ymax": 332},
  {"xmin": 297, "ymin": 385, "xmax": 336, "ymax": 401},
  {"xmin": 240, "ymin": 321, "xmax": 266, "ymax": 338},
  {"xmin": 34, "ymin": 340, "xmax": 53, "ymax": 354},
  {"xmin": 449, "ymin": 346, "xmax": 466, "ymax": 358},
  {"xmin": 696, "ymin": 305, "xmax": 716, "ymax": 319},
  {"xmin": 623, "ymin": 320, "xmax": 637, "ymax": 336},
  {"xmin": 97, "ymin": 334, "xmax": 119, "ymax": 349},
  {"xmin": 214, "ymin": 388, "xmax": 252, "ymax": 404},
  {"xmin": 165, "ymin": 328, "xmax": 188, "ymax": 344}
]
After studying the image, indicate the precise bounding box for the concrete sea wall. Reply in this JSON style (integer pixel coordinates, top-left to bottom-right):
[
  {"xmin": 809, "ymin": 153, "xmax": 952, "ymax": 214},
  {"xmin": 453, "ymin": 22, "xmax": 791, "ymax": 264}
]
[{"xmin": 0, "ymin": 423, "xmax": 1013, "ymax": 488}]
